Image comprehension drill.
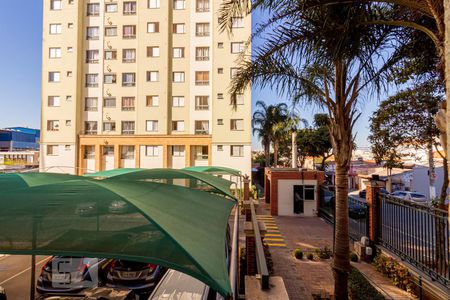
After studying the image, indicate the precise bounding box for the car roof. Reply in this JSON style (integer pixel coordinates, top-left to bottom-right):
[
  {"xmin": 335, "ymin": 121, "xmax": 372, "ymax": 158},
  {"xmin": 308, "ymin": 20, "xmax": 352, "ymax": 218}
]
[{"xmin": 149, "ymin": 269, "xmax": 208, "ymax": 300}]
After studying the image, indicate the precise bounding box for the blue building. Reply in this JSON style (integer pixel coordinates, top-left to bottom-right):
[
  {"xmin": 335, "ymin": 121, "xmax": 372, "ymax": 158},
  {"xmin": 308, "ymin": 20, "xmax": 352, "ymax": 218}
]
[{"xmin": 0, "ymin": 127, "xmax": 40, "ymax": 151}]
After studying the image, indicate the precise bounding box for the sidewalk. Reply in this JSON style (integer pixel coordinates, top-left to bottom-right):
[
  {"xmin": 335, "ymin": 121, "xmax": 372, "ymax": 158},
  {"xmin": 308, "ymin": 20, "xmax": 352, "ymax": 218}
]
[{"xmin": 257, "ymin": 201, "xmax": 416, "ymax": 299}]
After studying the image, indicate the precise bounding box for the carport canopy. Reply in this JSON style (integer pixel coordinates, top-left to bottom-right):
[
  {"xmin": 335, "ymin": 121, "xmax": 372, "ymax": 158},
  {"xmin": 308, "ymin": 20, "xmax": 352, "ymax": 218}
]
[
  {"xmin": 183, "ymin": 166, "xmax": 241, "ymax": 177},
  {"xmin": 0, "ymin": 176, "xmax": 234, "ymax": 297},
  {"xmin": 84, "ymin": 168, "xmax": 236, "ymax": 200},
  {"xmin": 0, "ymin": 172, "xmax": 81, "ymax": 190}
]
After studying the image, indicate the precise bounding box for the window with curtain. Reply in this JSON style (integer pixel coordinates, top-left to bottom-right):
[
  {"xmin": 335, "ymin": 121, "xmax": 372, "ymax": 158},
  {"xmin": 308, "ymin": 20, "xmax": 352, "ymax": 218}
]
[
  {"xmin": 85, "ymin": 97, "xmax": 98, "ymax": 111},
  {"xmin": 121, "ymin": 145, "xmax": 135, "ymax": 158},
  {"xmin": 122, "ymin": 49, "xmax": 136, "ymax": 62},
  {"xmin": 86, "ymin": 50, "xmax": 99, "ymax": 63},
  {"xmin": 103, "ymin": 122, "xmax": 116, "ymax": 132},
  {"xmin": 195, "ymin": 121, "xmax": 209, "ymax": 135},
  {"xmin": 105, "ymin": 26, "xmax": 117, "ymax": 36},
  {"xmin": 121, "ymin": 97, "xmax": 135, "ymax": 111},
  {"xmin": 195, "ymin": 96, "xmax": 209, "ymax": 110},
  {"xmin": 84, "ymin": 146, "xmax": 95, "ymax": 159},
  {"xmin": 230, "ymin": 119, "xmax": 244, "ymax": 131},
  {"xmin": 194, "ymin": 146, "xmax": 209, "ymax": 160},
  {"xmin": 123, "ymin": 1, "xmax": 137, "ymax": 14},
  {"xmin": 123, "ymin": 25, "xmax": 136, "ymax": 38},
  {"xmin": 84, "ymin": 121, "xmax": 98, "ymax": 135},
  {"xmin": 85, "ymin": 74, "xmax": 98, "ymax": 87},
  {"xmin": 195, "ymin": 47, "xmax": 209, "ymax": 61},
  {"xmin": 195, "ymin": 23, "xmax": 210, "ymax": 36},
  {"xmin": 122, "ymin": 73, "xmax": 136, "ymax": 86},
  {"xmin": 147, "ymin": 71, "xmax": 159, "ymax": 82},
  {"xmin": 87, "ymin": 3, "xmax": 100, "ymax": 16},
  {"xmin": 87, "ymin": 26, "xmax": 99, "ymax": 40},
  {"xmin": 104, "ymin": 97, "xmax": 116, "ymax": 108},
  {"xmin": 121, "ymin": 122, "xmax": 135, "ymax": 135},
  {"xmin": 196, "ymin": 0, "xmax": 209, "ymax": 12},
  {"xmin": 231, "ymin": 145, "xmax": 244, "ymax": 157},
  {"xmin": 195, "ymin": 71, "xmax": 209, "ymax": 85}
]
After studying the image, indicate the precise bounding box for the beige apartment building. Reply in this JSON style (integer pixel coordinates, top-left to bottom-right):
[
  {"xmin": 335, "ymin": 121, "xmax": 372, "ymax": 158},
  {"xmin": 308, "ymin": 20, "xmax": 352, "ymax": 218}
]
[{"xmin": 40, "ymin": 0, "xmax": 252, "ymax": 176}]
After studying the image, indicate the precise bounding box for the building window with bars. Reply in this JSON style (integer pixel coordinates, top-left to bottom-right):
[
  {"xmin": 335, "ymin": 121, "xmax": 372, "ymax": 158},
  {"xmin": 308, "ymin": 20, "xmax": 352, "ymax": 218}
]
[
  {"xmin": 195, "ymin": 96, "xmax": 209, "ymax": 110},
  {"xmin": 196, "ymin": 0, "xmax": 209, "ymax": 12},
  {"xmin": 172, "ymin": 146, "xmax": 185, "ymax": 157},
  {"xmin": 47, "ymin": 120, "xmax": 60, "ymax": 131},
  {"xmin": 84, "ymin": 146, "xmax": 95, "ymax": 159},
  {"xmin": 231, "ymin": 145, "xmax": 244, "ymax": 157},
  {"xmin": 194, "ymin": 146, "xmax": 209, "ymax": 160},
  {"xmin": 123, "ymin": 25, "xmax": 136, "ymax": 39},
  {"xmin": 195, "ymin": 120, "xmax": 209, "ymax": 135},
  {"xmin": 122, "ymin": 73, "xmax": 136, "ymax": 86},
  {"xmin": 122, "ymin": 49, "xmax": 136, "ymax": 63},
  {"xmin": 173, "ymin": 72, "xmax": 185, "ymax": 83},
  {"xmin": 103, "ymin": 122, "xmax": 116, "ymax": 132},
  {"xmin": 85, "ymin": 73, "xmax": 98, "ymax": 87},
  {"xmin": 195, "ymin": 23, "xmax": 210, "ymax": 36},
  {"xmin": 195, "ymin": 47, "xmax": 209, "ymax": 61},
  {"xmin": 85, "ymin": 97, "xmax": 98, "ymax": 111},
  {"xmin": 173, "ymin": 47, "xmax": 185, "ymax": 58},
  {"xmin": 121, "ymin": 122, "xmax": 135, "ymax": 135},
  {"xmin": 87, "ymin": 26, "xmax": 99, "ymax": 40},
  {"xmin": 123, "ymin": 1, "xmax": 137, "ymax": 15},
  {"xmin": 84, "ymin": 121, "xmax": 98, "ymax": 135},
  {"xmin": 146, "ymin": 120, "xmax": 159, "ymax": 132},
  {"xmin": 173, "ymin": 0, "xmax": 185, "ymax": 10},
  {"xmin": 121, "ymin": 97, "xmax": 135, "ymax": 111},
  {"xmin": 121, "ymin": 145, "xmax": 135, "ymax": 159},
  {"xmin": 104, "ymin": 74, "xmax": 117, "ymax": 84},
  {"xmin": 87, "ymin": 3, "xmax": 100, "ymax": 16},
  {"xmin": 105, "ymin": 26, "xmax": 117, "ymax": 37},
  {"xmin": 104, "ymin": 97, "xmax": 116, "ymax": 108},
  {"xmin": 86, "ymin": 50, "xmax": 99, "ymax": 63},
  {"xmin": 195, "ymin": 71, "xmax": 209, "ymax": 85}
]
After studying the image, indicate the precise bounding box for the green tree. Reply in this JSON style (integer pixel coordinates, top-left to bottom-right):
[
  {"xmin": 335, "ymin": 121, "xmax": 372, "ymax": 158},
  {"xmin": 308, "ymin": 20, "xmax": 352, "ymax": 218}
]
[
  {"xmin": 252, "ymin": 101, "xmax": 289, "ymax": 167},
  {"xmin": 220, "ymin": 2, "xmax": 396, "ymax": 298},
  {"xmin": 297, "ymin": 114, "xmax": 333, "ymax": 170}
]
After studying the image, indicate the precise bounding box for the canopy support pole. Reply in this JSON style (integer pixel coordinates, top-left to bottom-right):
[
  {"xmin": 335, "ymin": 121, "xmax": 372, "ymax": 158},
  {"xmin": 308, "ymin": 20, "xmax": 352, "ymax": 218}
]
[{"xmin": 30, "ymin": 255, "xmax": 36, "ymax": 300}]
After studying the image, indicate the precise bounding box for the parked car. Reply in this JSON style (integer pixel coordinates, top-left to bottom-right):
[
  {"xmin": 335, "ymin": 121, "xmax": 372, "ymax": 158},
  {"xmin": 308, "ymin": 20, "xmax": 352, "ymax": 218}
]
[
  {"xmin": 147, "ymin": 269, "xmax": 224, "ymax": 300},
  {"xmin": 358, "ymin": 188, "xmax": 388, "ymax": 199},
  {"xmin": 348, "ymin": 202, "xmax": 366, "ymax": 219},
  {"xmin": 37, "ymin": 257, "xmax": 111, "ymax": 295},
  {"xmin": 105, "ymin": 260, "xmax": 166, "ymax": 295},
  {"xmin": 35, "ymin": 287, "xmax": 134, "ymax": 300},
  {"xmin": 390, "ymin": 191, "xmax": 428, "ymax": 203}
]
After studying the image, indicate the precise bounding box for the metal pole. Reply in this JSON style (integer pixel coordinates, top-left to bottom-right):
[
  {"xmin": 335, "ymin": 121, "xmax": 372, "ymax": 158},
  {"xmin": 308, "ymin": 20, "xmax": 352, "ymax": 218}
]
[{"xmin": 30, "ymin": 255, "xmax": 36, "ymax": 300}]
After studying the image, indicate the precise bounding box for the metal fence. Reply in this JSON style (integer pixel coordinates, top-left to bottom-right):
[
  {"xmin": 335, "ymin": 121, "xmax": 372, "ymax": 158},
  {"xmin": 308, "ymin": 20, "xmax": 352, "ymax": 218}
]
[
  {"xmin": 379, "ymin": 195, "xmax": 450, "ymax": 286},
  {"xmin": 319, "ymin": 187, "xmax": 368, "ymax": 241}
]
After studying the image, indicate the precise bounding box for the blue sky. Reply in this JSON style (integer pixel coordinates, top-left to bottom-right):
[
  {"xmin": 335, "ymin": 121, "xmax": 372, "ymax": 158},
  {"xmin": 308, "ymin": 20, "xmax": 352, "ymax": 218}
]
[{"xmin": 0, "ymin": 1, "xmax": 382, "ymax": 149}]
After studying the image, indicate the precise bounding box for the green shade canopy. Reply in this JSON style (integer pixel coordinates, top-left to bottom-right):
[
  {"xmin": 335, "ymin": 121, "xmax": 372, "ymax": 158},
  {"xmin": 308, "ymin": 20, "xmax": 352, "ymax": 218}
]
[
  {"xmin": 0, "ymin": 178, "xmax": 234, "ymax": 297},
  {"xmin": 183, "ymin": 166, "xmax": 242, "ymax": 177},
  {"xmin": 85, "ymin": 168, "xmax": 236, "ymax": 200},
  {"xmin": 0, "ymin": 172, "xmax": 82, "ymax": 191}
]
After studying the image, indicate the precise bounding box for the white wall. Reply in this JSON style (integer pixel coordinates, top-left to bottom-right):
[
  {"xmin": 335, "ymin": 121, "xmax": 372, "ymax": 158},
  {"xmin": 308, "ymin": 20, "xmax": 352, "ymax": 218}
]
[
  {"xmin": 40, "ymin": 144, "xmax": 77, "ymax": 174},
  {"xmin": 139, "ymin": 146, "xmax": 163, "ymax": 168},
  {"xmin": 211, "ymin": 144, "xmax": 251, "ymax": 177},
  {"xmin": 103, "ymin": 155, "xmax": 114, "ymax": 171},
  {"xmin": 412, "ymin": 166, "xmax": 444, "ymax": 199},
  {"xmin": 121, "ymin": 159, "xmax": 135, "ymax": 168},
  {"xmin": 83, "ymin": 159, "xmax": 96, "ymax": 174},
  {"xmin": 277, "ymin": 179, "xmax": 317, "ymax": 217}
]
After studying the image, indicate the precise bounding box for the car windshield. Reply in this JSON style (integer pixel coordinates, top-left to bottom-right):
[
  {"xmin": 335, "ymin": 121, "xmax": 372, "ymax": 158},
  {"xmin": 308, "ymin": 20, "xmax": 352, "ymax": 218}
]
[
  {"xmin": 150, "ymin": 270, "xmax": 207, "ymax": 300},
  {"xmin": 411, "ymin": 193, "xmax": 426, "ymax": 198}
]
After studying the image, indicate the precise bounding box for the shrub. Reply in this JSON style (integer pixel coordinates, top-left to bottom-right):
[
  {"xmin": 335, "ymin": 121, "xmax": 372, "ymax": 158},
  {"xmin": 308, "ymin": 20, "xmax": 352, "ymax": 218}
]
[
  {"xmin": 350, "ymin": 252, "xmax": 358, "ymax": 262},
  {"xmin": 307, "ymin": 253, "xmax": 314, "ymax": 260},
  {"xmin": 348, "ymin": 267, "xmax": 384, "ymax": 300},
  {"xmin": 373, "ymin": 254, "xmax": 417, "ymax": 295},
  {"xmin": 294, "ymin": 248, "xmax": 303, "ymax": 259},
  {"xmin": 318, "ymin": 246, "xmax": 332, "ymax": 259}
]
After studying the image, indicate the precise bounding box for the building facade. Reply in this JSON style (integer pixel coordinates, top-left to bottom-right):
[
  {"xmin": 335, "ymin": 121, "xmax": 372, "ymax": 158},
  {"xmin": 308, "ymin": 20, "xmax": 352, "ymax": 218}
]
[{"xmin": 41, "ymin": 0, "xmax": 252, "ymax": 175}]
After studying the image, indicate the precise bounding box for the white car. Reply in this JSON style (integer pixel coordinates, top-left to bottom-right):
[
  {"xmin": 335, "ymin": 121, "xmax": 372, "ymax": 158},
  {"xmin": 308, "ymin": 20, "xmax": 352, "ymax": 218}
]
[{"xmin": 390, "ymin": 191, "xmax": 428, "ymax": 204}]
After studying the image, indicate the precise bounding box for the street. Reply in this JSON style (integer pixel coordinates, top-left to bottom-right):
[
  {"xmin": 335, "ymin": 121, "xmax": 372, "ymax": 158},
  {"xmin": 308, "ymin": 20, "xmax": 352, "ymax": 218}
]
[{"xmin": 0, "ymin": 255, "xmax": 50, "ymax": 300}]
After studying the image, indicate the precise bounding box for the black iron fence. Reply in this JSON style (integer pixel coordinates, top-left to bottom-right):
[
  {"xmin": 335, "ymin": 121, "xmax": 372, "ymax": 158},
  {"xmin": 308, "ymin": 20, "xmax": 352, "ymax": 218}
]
[
  {"xmin": 319, "ymin": 187, "xmax": 368, "ymax": 241},
  {"xmin": 379, "ymin": 195, "xmax": 450, "ymax": 286}
]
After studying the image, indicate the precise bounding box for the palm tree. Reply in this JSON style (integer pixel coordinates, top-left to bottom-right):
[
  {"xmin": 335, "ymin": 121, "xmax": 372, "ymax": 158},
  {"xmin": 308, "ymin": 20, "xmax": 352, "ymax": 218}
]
[
  {"xmin": 220, "ymin": 2, "xmax": 396, "ymax": 298},
  {"xmin": 252, "ymin": 101, "xmax": 289, "ymax": 167}
]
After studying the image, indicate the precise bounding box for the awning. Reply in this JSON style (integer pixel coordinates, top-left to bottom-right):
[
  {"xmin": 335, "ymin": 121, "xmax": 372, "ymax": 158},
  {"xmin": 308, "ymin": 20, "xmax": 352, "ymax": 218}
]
[
  {"xmin": 183, "ymin": 166, "xmax": 241, "ymax": 177},
  {"xmin": 85, "ymin": 168, "xmax": 236, "ymax": 200},
  {"xmin": 0, "ymin": 177, "xmax": 234, "ymax": 297}
]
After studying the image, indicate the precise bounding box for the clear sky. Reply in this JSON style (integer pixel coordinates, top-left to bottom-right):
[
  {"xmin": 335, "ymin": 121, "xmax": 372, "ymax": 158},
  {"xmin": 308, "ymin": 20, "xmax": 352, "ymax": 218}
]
[{"xmin": 0, "ymin": 1, "xmax": 384, "ymax": 149}]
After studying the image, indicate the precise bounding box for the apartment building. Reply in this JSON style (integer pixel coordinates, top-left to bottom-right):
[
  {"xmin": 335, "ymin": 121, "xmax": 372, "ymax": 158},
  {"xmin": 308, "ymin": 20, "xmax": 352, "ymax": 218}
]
[{"xmin": 40, "ymin": 0, "xmax": 252, "ymax": 176}]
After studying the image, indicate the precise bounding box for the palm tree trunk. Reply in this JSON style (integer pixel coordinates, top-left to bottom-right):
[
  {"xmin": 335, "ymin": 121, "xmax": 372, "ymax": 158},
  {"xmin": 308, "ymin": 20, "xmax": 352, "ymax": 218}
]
[
  {"xmin": 264, "ymin": 143, "xmax": 271, "ymax": 167},
  {"xmin": 273, "ymin": 140, "xmax": 279, "ymax": 167},
  {"xmin": 444, "ymin": 0, "xmax": 450, "ymax": 221},
  {"xmin": 292, "ymin": 131, "xmax": 298, "ymax": 168},
  {"xmin": 427, "ymin": 142, "xmax": 436, "ymax": 199},
  {"xmin": 440, "ymin": 157, "xmax": 448, "ymax": 203}
]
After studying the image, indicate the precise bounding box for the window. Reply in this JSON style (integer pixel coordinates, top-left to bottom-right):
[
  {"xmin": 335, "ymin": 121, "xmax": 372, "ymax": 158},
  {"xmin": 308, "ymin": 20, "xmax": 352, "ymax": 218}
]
[
  {"xmin": 172, "ymin": 121, "xmax": 185, "ymax": 132},
  {"xmin": 123, "ymin": 25, "xmax": 136, "ymax": 39},
  {"xmin": 87, "ymin": 26, "xmax": 99, "ymax": 40},
  {"xmin": 85, "ymin": 73, "xmax": 98, "ymax": 87},
  {"xmin": 173, "ymin": 0, "xmax": 185, "ymax": 10},
  {"xmin": 84, "ymin": 146, "xmax": 95, "ymax": 159},
  {"xmin": 231, "ymin": 17, "xmax": 244, "ymax": 28},
  {"xmin": 87, "ymin": 3, "xmax": 100, "ymax": 16},
  {"xmin": 217, "ymin": 93, "xmax": 224, "ymax": 99},
  {"xmin": 50, "ymin": 0, "xmax": 62, "ymax": 10},
  {"xmin": 50, "ymin": 24, "xmax": 62, "ymax": 34},
  {"xmin": 148, "ymin": 0, "xmax": 160, "ymax": 8},
  {"xmin": 105, "ymin": 3, "xmax": 118, "ymax": 12},
  {"xmin": 231, "ymin": 119, "xmax": 244, "ymax": 131},
  {"xmin": 230, "ymin": 68, "xmax": 239, "ymax": 79},
  {"xmin": 173, "ymin": 23, "xmax": 185, "ymax": 34},
  {"xmin": 145, "ymin": 146, "xmax": 159, "ymax": 157},
  {"xmin": 121, "ymin": 97, "xmax": 135, "ymax": 111},
  {"xmin": 122, "ymin": 73, "xmax": 136, "ymax": 86},
  {"xmin": 48, "ymin": 96, "xmax": 60, "ymax": 107},
  {"xmin": 147, "ymin": 22, "xmax": 159, "ymax": 33},
  {"xmin": 173, "ymin": 72, "xmax": 185, "ymax": 83},
  {"xmin": 193, "ymin": 146, "xmax": 208, "ymax": 160},
  {"xmin": 195, "ymin": 120, "xmax": 209, "ymax": 135},
  {"xmin": 66, "ymin": 120, "xmax": 71, "ymax": 126},
  {"xmin": 47, "ymin": 120, "xmax": 60, "ymax": 131},
  {"xmin": 68, "ymin": 23, "xmax": 74, "ymax": 29},
  {"xmin": 146, "ymin": 95, "xmax": 159, "ymax": 107},
  {"xmin": 217, "ymin": 119, "xmax": 223, "ymax": 125},
  {"xmin": 104, "ymin": 74, "xmax": 116, "ymax": 84},
  {"xmin": 85, "ymin": 97, "xmax": 98, "ymax": 111},
  {"xmin": 123, "ymin": 1, "xmax": 137, "ymax": 15},
  {"xmin": 122, "ymin": 49, "xmax": 136, "ymax": 62},
  {"xmin": 104, "ymin": 97, "xmax": 116, "ymax": 108},
  {"xmin": 121, "ymin": 145, "xmax": 135, "ymax": 159},
  {"xmin": 231, "ymin": 145, "xmax": 244, "ymax": 157},
  {"xmin": 147, "ymin": 71, "xmax": 159, "ymax": 82},
  {"xmin": 231, "ymin": 42, "xmax": 245, "ymax": 53},
  {"xmin": 195, "ymin": 47, "xmax": 209, "ymax": 61},
  {"xmin": 86, "ymin": 50, "xmax": 99, "ymax": 63},
  {"xmin": 196, "ymin": 0, "xmax": 209, "ymax": 12},
  {"xmin": 67, "ymin": 47, "xmax": 73, "ymax": 52},
  {"xmin": 195, "ymin": 96, "xmax": 209, "ymax": 110},
  {"xmin": 195, "ymin": 71, "xmax": 209, "ymax": 85},
  {"xmin": 173, "ymin": 47, "xmax": 184, "ymax": 58},
  {"xmin": 104, "ymin": 50, "xmax": 117, "ymax": 60},
  {"xmin": 47, "ymin": 145, "xmax": 58, "ymax": 156},
  {"xmin": 85, "ymin": 121, "xmax": 98, "ymax": 135},
  {"xmin": 218, "ymin": 68, "xmax": 224, "ymax": 74},
  {"xmin": 105, "ymin": 26, "xmax": 118, "ymax": 36},
  {"xmin": 236, "ymin": 94, "xmax": 244, "ymax": 105},
  {"xmin": 195, "ymin": 23, "xmax": 210, "ymax": 36},
  {"xmin": 49, "ymin": 47, "xmax": 62, "ymax": 58},
  {"xmin": 172, "ymin": 96, "xmax": 185, "ymax": 107},
  {"xmin": 172, "ymin": 146, "xmax": 184, "ymax": 157},
  {"xmin": 217, "ymin": 42, "xmax": 224, "ymax": 48},
  {"xmin": 103, "ymin": 122, "xmax": 116, "ymax": 132},
  {"xmin": 49, "ymin": 72, "xmax": 61, "ymax": 82},
  {"xmin": 66, "ymin": 95, "xmax": 72, "ymax": 101},
  {"xmin": 121, "ymin": 122, "xmax": 135, "ymax": 135},
  {"xmin": 147, "ymin": 46, "xmax": 160, "ymax": 57},
  {"xmin": 217, "ymin": 145, "xmax": 223, "ymax": 151},
  {"xmin": 103, "ymin": 146, "xmax": 114, "ymax": 156},
  {"xmin": 146, "ymin": 120, "xmax": 159, "ymax": 132},
  {"xmin": 66, "ymin": 71, "xmax": 73, "ymax": 77}
]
